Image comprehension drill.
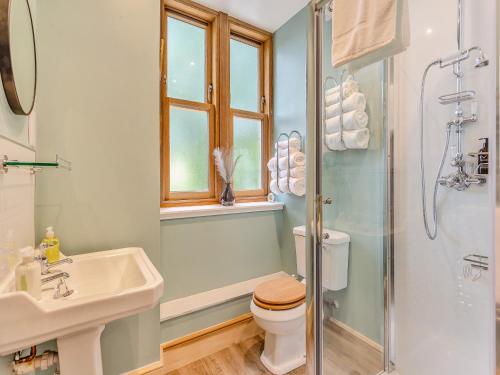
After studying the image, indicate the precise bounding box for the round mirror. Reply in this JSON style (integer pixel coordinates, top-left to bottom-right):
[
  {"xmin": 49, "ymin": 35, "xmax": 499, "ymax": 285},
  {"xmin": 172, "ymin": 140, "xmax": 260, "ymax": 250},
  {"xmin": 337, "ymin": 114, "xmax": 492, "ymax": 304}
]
[{"xmin": 0, "ymin": 0, "xmax": 36, "ymax": 115}]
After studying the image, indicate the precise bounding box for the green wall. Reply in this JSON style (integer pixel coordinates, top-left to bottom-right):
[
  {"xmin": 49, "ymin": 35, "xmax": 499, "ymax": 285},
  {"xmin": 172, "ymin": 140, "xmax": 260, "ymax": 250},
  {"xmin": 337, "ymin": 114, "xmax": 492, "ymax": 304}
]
[
  {"xmin": 273, "ymin": 6, "xmax": 309, "ymax": 274},
  {"xmin": 159, "ymin": 211, "xmax": 283, "ymax": 341},
  {"xmin": 33, "ymin": 0, "xmax": 161, "ymax": 374}
]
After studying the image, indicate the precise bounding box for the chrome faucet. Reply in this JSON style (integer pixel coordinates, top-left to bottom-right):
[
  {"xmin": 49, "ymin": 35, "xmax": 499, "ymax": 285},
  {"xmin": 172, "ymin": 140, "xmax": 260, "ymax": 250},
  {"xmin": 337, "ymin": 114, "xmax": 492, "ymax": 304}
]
[
  {"xmin": 36, "ymin": 255, "xmax": 73, "ymax": 275},
  {"xmin": 41, "ymin": 272, "xmax": 69, "ymax": 285},
  {"xmin": 41, "ymin": 272, "xmax": 74, "ymax": 299}
]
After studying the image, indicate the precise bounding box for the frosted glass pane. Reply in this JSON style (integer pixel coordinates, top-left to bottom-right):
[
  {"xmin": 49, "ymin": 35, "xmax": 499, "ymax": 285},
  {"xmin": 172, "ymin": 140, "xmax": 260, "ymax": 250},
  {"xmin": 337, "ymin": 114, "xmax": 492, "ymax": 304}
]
[
  {"xmin": 230, "ymin": 39, "xmax": 259, "ymax": 112},
  {"xmin": 233, "ymin": 117, "xmax": 261, "ymax": 190},
  {"xmin": 170, "ymin": 106, "xmax": 209, "ymax": 192},
  {"xmin": 167, "ymin": 17, "xmax": 205, "ymax": 102}
]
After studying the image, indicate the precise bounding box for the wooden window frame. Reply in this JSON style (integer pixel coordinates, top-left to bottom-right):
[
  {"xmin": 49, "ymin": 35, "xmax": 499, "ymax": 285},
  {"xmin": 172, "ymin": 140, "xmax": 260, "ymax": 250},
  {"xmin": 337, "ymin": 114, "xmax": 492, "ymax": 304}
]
[
  {"xmin": 228, "ymin": 33, "xmax": 268, "ymax": 199},
  {"xmin": 161, "ymin": 0, "xmax": 273, "ymax": 207}
]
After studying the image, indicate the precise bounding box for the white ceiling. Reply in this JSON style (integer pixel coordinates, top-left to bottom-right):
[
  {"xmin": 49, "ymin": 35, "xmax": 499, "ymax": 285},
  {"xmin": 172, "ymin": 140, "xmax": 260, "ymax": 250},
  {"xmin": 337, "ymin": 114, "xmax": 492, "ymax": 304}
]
[{"xmin": 195, "ymin": 0, "xmax": 310, "ymax": 32}]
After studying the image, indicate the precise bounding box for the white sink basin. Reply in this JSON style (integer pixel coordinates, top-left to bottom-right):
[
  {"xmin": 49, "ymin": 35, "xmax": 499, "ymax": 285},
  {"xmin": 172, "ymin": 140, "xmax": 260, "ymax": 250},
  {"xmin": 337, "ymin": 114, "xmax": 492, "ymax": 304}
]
[{"xmin": 0, "ymin": 247, "xmax": 163, "ymax": 375}]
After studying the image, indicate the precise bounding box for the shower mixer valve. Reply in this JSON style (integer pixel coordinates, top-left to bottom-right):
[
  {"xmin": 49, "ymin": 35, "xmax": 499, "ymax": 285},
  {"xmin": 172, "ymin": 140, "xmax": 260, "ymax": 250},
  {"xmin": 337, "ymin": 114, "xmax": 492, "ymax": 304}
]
[{"xmin": 437, "ymin": 109, "xmax": 486, "ymax": 191}]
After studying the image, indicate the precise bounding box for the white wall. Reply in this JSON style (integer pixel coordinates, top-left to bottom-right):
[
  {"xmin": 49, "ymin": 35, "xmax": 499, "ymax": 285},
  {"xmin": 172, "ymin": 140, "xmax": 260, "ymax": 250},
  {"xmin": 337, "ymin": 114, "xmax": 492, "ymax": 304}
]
[
  {"xmin": 393, "ymin": 0, "xmax": 496, "ymax": 374},
  {"xmin": 0, "ymin": 139, "xmax": 35, "ymax": 252}
]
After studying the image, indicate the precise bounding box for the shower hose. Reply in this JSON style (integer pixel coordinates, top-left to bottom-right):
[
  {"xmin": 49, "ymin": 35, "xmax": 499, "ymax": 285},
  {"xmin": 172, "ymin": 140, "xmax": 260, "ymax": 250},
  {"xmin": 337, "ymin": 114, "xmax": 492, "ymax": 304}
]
[{"xmin": 419, "ymin": 60, "xmax": 451, "ymax": 240}]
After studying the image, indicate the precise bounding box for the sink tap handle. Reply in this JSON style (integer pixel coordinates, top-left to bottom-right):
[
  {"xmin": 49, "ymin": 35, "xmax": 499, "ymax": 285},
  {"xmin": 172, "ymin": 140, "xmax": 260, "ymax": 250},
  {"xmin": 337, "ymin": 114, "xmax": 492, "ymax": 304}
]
[{"xmin": 41, "ymin": 272, "xmax": 69, "ymax": 285}]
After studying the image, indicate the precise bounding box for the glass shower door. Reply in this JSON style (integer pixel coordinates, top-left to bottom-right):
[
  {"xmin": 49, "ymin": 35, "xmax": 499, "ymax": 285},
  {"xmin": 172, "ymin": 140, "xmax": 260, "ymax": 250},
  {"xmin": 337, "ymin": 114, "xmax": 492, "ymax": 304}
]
[{"xmin": 310, "ymin": 3, "xmax": 390, "ymax": 374}]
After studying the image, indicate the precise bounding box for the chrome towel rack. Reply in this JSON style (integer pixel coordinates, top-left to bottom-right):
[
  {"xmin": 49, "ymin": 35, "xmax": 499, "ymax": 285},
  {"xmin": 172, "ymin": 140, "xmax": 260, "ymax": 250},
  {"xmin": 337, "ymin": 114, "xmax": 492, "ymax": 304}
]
[
  {"xmin": 323, "ymin": 69, "xmax": 349, "ymax": 151},
  {"xmin": 274, "ymin": 130, "xmax": 303, "ymax": 194}
]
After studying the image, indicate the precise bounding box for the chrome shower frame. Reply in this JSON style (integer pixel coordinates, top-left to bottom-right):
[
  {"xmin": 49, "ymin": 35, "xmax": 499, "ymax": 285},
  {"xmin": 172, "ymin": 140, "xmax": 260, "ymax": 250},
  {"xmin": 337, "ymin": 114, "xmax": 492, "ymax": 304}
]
[{"xmin": 308, "ymin": 1, "xmax": 394, "ymax": 374}]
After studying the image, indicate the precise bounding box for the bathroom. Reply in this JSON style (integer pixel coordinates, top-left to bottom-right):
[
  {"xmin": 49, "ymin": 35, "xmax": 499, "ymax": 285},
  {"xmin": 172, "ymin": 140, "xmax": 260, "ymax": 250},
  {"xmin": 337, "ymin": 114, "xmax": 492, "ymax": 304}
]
[{"xmin": 0, "ymin": 0, "xmax": 498, "ymax": 374}]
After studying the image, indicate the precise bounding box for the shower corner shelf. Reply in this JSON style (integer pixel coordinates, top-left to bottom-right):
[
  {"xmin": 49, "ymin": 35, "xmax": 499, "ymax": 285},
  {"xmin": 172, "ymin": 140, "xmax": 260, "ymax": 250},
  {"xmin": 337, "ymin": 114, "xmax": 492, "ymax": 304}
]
[{"xmin": 1, "ymin": 154, "xmax": 72, "ymax": 174}]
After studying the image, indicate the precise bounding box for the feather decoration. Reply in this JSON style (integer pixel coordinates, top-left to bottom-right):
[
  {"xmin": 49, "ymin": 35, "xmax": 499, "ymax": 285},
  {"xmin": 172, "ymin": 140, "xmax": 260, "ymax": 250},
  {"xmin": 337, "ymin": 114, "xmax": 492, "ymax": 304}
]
[{"xmin": 213, "ymin": 148, "xmax": 241, "ymax": 183}]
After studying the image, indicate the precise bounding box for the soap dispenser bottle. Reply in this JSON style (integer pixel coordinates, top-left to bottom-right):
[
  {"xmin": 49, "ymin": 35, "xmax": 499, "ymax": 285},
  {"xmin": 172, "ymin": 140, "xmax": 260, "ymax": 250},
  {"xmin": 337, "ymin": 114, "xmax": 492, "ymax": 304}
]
[
  {"xmin": 41, "ymin": 226, "xmax": 60, "ymax": 263},
  {"xmin": 478, "ymin": 138, "xmax": 489, "ymax": 175}
]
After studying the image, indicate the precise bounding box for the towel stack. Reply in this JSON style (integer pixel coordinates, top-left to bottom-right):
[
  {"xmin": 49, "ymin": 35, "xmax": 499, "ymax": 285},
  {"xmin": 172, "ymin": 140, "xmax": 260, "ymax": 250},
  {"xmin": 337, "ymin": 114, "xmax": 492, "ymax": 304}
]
[
  {"xmin": 324, "ymin": 76, "xmax": 370, "ymax": 151},
  {"xmin": 267, "ymin": 139, "xmax": 305, "ymax": 197}
]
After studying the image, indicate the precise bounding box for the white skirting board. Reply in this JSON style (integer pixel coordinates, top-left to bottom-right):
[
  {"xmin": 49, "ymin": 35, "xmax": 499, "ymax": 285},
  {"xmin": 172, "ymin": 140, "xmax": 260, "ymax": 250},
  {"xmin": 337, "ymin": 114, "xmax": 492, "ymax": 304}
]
[
  {"xmin": 328, "ymin": 317, "xmax": 384, "ymax": 353},
  {"xmin": 160, "ymin": 271, "xmax": 288, "ymax": 322}
]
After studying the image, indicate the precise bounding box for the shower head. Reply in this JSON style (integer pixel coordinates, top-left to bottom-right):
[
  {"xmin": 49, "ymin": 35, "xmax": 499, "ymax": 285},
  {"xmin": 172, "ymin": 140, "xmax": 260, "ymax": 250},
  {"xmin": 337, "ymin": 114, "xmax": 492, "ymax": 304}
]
[{"xmin": 438, "ymin": 46, "xmax": 489, "ymax": 69}]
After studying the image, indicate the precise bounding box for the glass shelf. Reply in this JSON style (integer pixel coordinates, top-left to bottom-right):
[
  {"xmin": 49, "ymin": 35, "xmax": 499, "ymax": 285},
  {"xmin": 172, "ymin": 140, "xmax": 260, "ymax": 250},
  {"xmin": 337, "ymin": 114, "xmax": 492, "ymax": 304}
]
[{"xmin": 1, "ymin": 155, "xmax": 71, "ymax": 174}]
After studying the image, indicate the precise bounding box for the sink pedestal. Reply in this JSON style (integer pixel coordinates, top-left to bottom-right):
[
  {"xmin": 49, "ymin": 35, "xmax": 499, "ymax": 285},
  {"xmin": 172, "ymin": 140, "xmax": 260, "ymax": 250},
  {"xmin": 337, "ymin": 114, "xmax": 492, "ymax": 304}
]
[{"xmin": 57, "ymin": 325, "xmax": 105, "ymax": 375}]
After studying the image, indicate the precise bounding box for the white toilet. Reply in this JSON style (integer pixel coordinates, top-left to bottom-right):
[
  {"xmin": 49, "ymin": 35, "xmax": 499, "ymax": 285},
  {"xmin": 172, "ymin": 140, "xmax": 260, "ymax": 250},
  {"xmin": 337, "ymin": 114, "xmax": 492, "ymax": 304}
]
[{"xmin": 251, "ymin": 225, "xmax": 350, "ymax": 374}]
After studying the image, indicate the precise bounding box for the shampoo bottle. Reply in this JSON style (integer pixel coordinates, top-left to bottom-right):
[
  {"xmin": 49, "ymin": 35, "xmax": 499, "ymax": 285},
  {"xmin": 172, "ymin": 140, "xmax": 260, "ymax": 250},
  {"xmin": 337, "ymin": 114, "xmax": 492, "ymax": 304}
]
[
  {"xmin": 42, "ymin": 226, "xmax": 60, "ymax": 263},
  {"xmin": 15, "ymin": 252, "xmax": 41, "ymax": 300}
]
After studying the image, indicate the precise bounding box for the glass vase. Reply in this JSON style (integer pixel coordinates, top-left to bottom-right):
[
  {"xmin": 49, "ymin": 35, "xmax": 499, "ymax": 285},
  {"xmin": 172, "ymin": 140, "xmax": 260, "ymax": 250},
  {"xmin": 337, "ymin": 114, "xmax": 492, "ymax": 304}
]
[{"xmin": 220, "ymin": 182, "xmax": 235, "ymax": 206}]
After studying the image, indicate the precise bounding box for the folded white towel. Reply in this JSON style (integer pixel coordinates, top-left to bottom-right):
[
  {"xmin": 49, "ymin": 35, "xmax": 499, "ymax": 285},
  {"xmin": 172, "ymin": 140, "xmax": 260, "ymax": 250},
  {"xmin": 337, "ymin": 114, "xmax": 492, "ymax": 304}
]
[
  {"xmin": 270, "ymin": 178, "xmax": 290, "ymax": 194},
  {"xmin": 276, "ymin": 138, "xmax": 301, "ymax": 150},
  {"xmin": 289, "ymin": 177, "xmax": 305, "ymax": 197},
  {"xmin": 275, "ymin": 146, "xmax": 300, "ymax": 158},
  {"xmin": 279, "ymin": 166, "xmax": 305, "ymax": 179},
  {"xmin": 343, "ymin": 128, "xmax": 370, "ymax": 149},
  {"xmin": 325, "ymin": 129, "xmax": 370, "ymax": 150},
  {"xmin": 326, "ymin": 92, "xmax": 366, "ymax": 118},
  {"xmin": 325, "ymin": 76, "xmax": 357, "ymax": 96},
  {"xmin": 267, "ymin": 152, "xmax": 306, "ymax": 171},
  {"xmin": 325, "ymin": 79, "xmax": 359, "ymax": 106},
  {"xmin": 270, "ymin": 179, "xmax": 282, "ymax": 194},
  {"xmin": 325, "ymin": 110, "xmax": 369, "ymax": 133},
  {"xmin": 325, "ymin": 133, "xmax": 346, "ymax": 151}
]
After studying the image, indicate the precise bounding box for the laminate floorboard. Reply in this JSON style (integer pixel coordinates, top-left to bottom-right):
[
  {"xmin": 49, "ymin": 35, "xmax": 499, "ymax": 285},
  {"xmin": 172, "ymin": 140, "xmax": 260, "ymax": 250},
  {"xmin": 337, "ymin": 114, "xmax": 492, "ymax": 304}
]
[{"xmin": 166, "ymin": 320, "xmax": 383, "ymax": 375}]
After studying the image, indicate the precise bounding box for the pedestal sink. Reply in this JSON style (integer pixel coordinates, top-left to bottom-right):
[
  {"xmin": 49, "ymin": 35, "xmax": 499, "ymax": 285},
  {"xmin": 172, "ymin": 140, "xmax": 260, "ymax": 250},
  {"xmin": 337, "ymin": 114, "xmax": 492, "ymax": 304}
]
[{"xmin": 0, "ymin": 247, "xmax": 164, "ymax": 375}]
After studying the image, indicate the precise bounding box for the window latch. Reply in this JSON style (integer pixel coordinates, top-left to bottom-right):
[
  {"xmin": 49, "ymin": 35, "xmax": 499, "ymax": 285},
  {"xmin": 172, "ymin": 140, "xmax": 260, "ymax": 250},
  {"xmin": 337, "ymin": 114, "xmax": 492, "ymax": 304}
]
[
  {"xmin": 261, "ymin": 96, "xmax": 266, "ymax": 112},
  {"xmin": 208, "ymin": 83, "xmax": 214, "ymax": 103}
]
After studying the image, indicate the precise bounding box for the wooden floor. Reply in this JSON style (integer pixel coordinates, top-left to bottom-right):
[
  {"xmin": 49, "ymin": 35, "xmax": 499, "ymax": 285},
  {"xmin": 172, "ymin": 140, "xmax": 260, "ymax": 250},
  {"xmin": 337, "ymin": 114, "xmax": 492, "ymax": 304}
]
[{"xmin": 166, "ymin": 320, "xmax": 383, "ymax": 375}]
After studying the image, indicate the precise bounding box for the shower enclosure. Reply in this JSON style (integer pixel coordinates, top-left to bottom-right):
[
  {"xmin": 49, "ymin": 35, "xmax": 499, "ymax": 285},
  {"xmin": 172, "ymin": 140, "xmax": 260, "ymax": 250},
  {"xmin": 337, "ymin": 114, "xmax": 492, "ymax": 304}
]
[{"xmin": 307, "ymin": 0, "xmax": 497, "ymax": 374}]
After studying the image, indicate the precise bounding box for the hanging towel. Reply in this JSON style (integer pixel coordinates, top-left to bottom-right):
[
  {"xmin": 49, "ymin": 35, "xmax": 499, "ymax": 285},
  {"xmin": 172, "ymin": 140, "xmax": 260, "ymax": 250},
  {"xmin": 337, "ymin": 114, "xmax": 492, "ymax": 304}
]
[
  {"xmin": 289, "ymin": 178, "xmax": 305, "ymax": 197},
  {"xmin": 331, "ymin": 0, "xmax": 410, "ymax": 69},
  {"xmin": 326, "ymin": 92, "xmax": 366, "ymax": 118},
  {"xmin": 325, "ymin": 110, "xmax": 368, "ymax": 133},
  {"xmin": 279, "ymin": 166, "xmax": 306, "ymax": 179},
  {"xmin": 267, "ymin": 152, "xmax": 306, "ymax": 171},
  {"xmin": 276, "ymin": 146, "xmax": 300, "ymax": 158},
  {"xmin": 276, "ymin": 138, "xmax": 301, "ymax": 150},
  {"xmin": 325, "ymin": 133, "xmax": 346, "ymax": 151},
  {"xmin": 343, "ymin": 128, "xmax": 370, "ymax": 149}
]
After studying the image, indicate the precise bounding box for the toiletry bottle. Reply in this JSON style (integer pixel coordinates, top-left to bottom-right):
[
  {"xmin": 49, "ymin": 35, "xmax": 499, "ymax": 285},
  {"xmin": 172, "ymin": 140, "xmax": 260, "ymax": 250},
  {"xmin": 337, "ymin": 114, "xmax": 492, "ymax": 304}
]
[
  {"xmin": 15, "ymin": 252, "xmax": 41, "ymax": 300},
  {"xmin": 478, "ymin": 138, "xmax": 489, "ymax": 175},
  {"xmin": 42, "ymin": 226, "xmax": 60, "ymax": 263}
]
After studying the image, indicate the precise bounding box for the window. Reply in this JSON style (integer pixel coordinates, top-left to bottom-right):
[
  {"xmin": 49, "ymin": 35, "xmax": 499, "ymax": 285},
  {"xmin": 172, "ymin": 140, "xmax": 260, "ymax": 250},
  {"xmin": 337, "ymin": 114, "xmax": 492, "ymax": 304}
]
[{"xmin": 161, "ymin": 1, "xmax": 272, "ymax": 206}]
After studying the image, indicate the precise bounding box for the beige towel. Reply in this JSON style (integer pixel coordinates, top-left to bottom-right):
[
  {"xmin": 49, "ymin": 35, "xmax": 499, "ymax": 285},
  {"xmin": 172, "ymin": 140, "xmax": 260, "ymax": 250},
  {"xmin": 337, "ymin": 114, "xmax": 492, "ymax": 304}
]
[{"xmin": 331, "ymin": 0, "xmax": 409, "ymax": 68}]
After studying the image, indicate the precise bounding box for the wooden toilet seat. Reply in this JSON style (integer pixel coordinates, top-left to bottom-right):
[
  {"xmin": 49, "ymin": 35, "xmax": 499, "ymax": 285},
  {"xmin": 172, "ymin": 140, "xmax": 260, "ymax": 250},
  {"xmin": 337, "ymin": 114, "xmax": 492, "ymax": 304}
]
[{"xmin": 253, "ymin": 276, "xmax": 306, "ymax": 311}]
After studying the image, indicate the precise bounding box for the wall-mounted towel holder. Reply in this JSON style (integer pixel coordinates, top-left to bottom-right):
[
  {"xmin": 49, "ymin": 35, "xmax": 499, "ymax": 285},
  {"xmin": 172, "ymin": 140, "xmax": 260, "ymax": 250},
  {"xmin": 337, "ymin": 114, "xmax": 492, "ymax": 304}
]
[
  {"xmin": 323, "ymin": 69, "xmax": 350, "ymax": 151},
  {"xmin": 274, "ymin": 130, "xmax": 303, "ymax": 194},
  {"xmin": 1, "ymin": 154, "xmax": 72, "ymax": 174}
]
